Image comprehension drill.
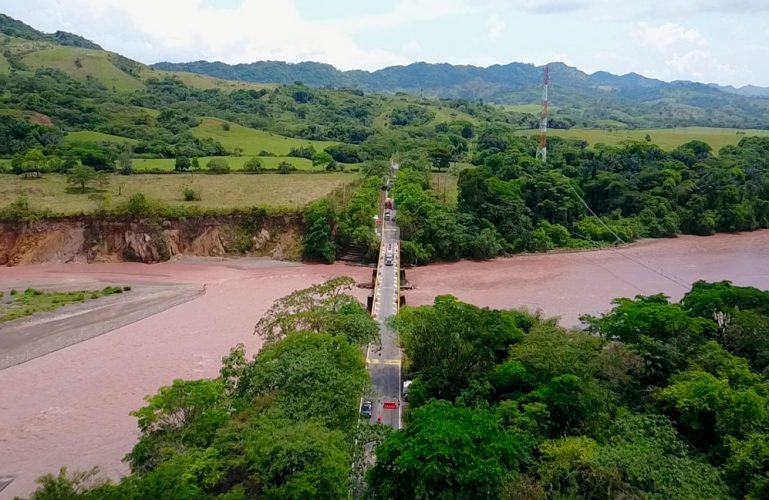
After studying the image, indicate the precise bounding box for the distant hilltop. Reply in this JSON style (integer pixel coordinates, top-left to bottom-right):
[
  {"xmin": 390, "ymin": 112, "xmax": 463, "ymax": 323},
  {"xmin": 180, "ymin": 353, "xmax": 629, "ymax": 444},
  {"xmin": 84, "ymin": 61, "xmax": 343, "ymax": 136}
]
[{"xmin": 3, "ymin": 11, "xmax": 769, "ymax": 129}]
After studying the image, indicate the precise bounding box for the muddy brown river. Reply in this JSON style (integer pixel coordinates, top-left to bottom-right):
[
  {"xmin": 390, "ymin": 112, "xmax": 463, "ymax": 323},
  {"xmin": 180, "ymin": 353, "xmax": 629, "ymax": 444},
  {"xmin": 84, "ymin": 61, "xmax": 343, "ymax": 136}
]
[{"xmin": 1, "ymin": 232, "xmax": 769, "ymax": 498}]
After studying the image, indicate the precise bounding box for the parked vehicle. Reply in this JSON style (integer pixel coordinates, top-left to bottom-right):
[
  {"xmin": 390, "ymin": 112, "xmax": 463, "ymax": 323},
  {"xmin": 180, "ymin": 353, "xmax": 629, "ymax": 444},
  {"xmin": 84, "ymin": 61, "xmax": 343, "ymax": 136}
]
[{"xmin": 361, "ymin": 400, "xmax": 373, "ymax": 418}]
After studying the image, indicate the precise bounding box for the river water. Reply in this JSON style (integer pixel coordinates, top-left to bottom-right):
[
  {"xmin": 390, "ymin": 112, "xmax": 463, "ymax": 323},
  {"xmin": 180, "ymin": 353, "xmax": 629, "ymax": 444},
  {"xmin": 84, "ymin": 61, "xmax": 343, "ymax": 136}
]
[{"xmin": 1, "ymin": 232, "xmax": 769, "ymax": 498}]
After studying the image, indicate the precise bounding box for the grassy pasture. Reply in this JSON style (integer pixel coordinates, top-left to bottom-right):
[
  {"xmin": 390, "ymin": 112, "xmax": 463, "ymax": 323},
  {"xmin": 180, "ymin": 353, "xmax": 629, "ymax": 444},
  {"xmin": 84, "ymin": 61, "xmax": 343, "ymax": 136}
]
[
  {"xmin": 0, "ymin": 52, "xmax": 9, "ymax": 73},
  {"xmin": 21, "ymin": 46, "xmax": 145, "ymax": 92},
  {"xmin": 62, "ymin": 130, "xmax": 138, "ymax": 146},
  {"xmin": 502, "ymin": 103, "xmax": 558, "ymax": 114},
  {"xmin": 144, "ymin": 69, "xmax": 278, "ymax": 92},
  {"xmin": 0, "ymin": 173, "xmax": 355, "ymax": 214},
  {"xmin": 132, "ymin": 155, "xmax": 317, "ymax": 172},
  {"xmin": 191, "ymin": 118, "xmax": 337, "ymax": 156},
  {"xmin": 514, "ymin": 127, "xmax": 769, "ymax": 152}
]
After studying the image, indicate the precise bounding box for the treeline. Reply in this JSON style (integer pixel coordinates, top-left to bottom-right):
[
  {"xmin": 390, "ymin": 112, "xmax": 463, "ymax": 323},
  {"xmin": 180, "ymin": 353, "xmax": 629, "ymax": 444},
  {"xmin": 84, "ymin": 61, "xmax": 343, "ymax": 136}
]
[
  {"xmin": 390, "ymin": 133, "xmax": 769, "ymax": 264},
  {"xmin": 368, "ymin": 280, "xmax": 769, "ymax": 499},
  {"xmin": 26, "ymin": 278, "xmax": 380, "ymax": 499},
  {"xmin": 303, "ymin": 173, "xmax": 384, "ymax": 263}
]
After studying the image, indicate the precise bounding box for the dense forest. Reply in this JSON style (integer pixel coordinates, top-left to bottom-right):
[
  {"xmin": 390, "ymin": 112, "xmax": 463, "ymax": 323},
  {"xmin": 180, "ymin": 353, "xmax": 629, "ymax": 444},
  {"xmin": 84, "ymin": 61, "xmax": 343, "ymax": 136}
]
[
  {"xmin": 385, "ymin": 134, "xmax": 769, "ymax": 265},
  {"xmin": 25, "ymin": 279, "xmax": 769, "ymax": 499},
  {"xmin": 369, "ymin": 280, "xmax": 769, "ymax": 499}
]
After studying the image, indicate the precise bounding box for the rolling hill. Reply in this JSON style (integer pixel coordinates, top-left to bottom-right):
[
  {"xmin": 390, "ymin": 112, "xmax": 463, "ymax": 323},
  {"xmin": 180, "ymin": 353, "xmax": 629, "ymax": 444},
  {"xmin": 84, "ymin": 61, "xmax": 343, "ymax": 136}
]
[{"xmin": 153, "ymin": 60, "xmax": 769, "ymax": 129}]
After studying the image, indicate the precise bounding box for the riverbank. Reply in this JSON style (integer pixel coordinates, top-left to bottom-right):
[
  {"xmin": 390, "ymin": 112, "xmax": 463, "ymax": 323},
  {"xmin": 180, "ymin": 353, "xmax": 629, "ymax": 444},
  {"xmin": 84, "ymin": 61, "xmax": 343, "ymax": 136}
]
[{"xmin": 1, "ymin": 231, "xmax": 768, "ymax": 498}]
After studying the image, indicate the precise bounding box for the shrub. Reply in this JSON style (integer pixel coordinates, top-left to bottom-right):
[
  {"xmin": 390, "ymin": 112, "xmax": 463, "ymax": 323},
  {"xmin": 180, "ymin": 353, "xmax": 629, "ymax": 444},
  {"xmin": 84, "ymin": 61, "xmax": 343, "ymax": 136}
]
[
  {"xmin": 0, "ymin": 194, "xmax": 42, "ymax": 221},
  {"xmin": 258, "ymin": 150, "xmax": 276, "ymax": 157},
  {"xmin": 278, "ymin": 161, "xmax": 297, "ymax": 174},
  {"xmin": 119, "ymin": 193, "xmax": 158, "ymax": 218},
  {"xmin": 206, "ymin": 158, "xmax": 231, "ymax": 174},
  {"xmin": 243, "ymin": 157, "xmax": 263, "ymax": 173},
  {"xmin": 288, "ymin": 145, "xmax": 316, "ymax": 159},
  {"xmin": 182, "ymin": 186, "xmax": 201, "ymax": 201}
]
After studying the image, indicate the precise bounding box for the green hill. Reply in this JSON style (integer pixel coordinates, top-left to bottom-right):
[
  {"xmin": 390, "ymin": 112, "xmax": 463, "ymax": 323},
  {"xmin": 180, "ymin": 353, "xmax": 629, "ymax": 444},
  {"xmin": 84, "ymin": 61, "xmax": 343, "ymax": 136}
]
[
  {"xmin": 190, "ymin": 117, "xmax": 336, "ymax": 156},
  {"xmin": 22, "ymin": 46, "xmax": 145, "ymax": 92}
]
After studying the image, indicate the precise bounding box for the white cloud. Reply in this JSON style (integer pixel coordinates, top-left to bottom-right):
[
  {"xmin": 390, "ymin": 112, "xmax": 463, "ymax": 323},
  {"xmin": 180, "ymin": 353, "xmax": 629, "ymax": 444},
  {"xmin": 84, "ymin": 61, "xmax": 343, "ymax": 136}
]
[
  {"xmin": 0, "ymin": 0, "xmax": 467, "ymax": 70},
  {"xmin": 635, "ymin": 22, "xmax": 707, "ymax": 49},
  {"xmin": 486, "ymin": 0, "xmax": 769, "ymax": 18},
  {"xmin": 486, "ymin": 13, "xmax": 506, "ymax": 40}
]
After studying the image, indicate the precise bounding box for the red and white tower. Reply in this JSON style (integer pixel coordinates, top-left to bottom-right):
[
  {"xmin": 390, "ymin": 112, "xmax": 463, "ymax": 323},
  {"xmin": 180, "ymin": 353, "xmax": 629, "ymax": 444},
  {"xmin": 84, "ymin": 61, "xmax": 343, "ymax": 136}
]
[{"xmin": 536, "ymin": 65, "xmax": 549, "ymax": 162}]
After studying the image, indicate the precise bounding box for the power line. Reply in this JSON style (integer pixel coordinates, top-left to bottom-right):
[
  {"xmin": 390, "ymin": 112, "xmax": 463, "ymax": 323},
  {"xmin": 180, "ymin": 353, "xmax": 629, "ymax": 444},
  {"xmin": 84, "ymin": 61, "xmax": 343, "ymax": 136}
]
[{"xmin": 566, "ymin": 181, "xmax": 690, "ymax": 290}]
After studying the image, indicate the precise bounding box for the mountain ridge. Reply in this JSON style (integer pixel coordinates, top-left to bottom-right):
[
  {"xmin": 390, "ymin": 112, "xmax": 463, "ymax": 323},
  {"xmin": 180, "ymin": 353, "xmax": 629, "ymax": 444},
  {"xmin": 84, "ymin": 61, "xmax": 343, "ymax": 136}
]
[
  {"xmin": 0, "ymin": 13, "xmax": 101, "ymax": 49},
  {"xmin": 152, "ymin": 59, "xmax": 768, "ymax": 100}
]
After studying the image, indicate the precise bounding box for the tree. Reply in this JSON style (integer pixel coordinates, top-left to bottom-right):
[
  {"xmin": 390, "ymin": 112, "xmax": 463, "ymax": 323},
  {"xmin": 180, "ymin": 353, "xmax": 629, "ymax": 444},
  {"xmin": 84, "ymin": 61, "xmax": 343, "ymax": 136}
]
[
  {"xmin": 175, "ymin": 156, "xmax": 191, "ymax": 172},
  {"xmin": 239, "ymin": 331, "xmax": 368, "ymax": 429},
  {"xmin": 254, "ymin": 276, "xmax": 377, "ymax": 346},
  {"xmin": 302, "ymin": 200, "xmax": 336, "ymax": 263},
  {"xmin": 118, "ymin": 150, "xmax": 133, "ymax": 175},
  {"xmin": 67, "ymin": 165, "xmax": 97, "ymax": 192},
  {"xmin": 127, "ymin": 379, "xmax": 228, "ymax": 472},
  {"xmin": 392, "ymin": 295, "xmax": 525, "ymax": 401},
  {"xmin": 312, "ymin": 151, "xmax": 333, "ymax": 168},
  {"xmin": 244, "ymin": 416, "xmax": 350, "ymax": 499},
  {"xmin": 368, "ymin": 401, "xmax": 531, "ymax": 499}
]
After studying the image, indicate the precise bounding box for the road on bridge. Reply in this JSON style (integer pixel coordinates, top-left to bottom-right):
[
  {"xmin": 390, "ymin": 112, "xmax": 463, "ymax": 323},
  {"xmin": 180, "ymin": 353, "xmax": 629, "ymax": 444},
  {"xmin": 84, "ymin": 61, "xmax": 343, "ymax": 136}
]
[{"xmin": 366, "ymin": 193, "xmax": 402, "ymax": 429}]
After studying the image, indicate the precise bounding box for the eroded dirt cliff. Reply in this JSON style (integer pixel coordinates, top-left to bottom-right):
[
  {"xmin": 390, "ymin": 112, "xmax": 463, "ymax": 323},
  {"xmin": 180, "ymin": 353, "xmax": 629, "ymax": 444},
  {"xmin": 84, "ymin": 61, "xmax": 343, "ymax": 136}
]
[{"xmin": 0, "ymin": 214, "xmax": 303, "ymax": 266}]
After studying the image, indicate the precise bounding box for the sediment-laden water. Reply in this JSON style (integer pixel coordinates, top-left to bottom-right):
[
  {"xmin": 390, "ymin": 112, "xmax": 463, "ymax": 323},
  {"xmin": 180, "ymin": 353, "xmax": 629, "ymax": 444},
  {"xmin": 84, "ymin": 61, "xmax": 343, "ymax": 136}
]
[{"xmin": 1, "ymin": 231, "xmax": 768, "ymax": 498}]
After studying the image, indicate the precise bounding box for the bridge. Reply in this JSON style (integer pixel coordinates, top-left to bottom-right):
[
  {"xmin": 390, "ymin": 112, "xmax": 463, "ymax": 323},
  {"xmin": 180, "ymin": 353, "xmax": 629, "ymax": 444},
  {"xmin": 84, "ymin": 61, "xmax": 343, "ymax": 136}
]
[{"xmin": 365, "ymin": 184, "xmax": 403, "ymax": 429}]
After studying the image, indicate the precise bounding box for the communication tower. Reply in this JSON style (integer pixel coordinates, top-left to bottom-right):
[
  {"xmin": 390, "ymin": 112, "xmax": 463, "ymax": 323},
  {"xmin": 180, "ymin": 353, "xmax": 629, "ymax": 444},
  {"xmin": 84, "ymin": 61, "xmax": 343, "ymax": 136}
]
[{"xmin": 536, "ymin": 65, "xmax": 549, "ymax": 162}]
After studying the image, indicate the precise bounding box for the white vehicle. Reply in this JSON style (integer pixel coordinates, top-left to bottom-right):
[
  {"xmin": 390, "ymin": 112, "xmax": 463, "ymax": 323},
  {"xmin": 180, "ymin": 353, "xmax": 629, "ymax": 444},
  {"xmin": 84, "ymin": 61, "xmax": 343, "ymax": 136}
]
[{"xmin": 402, "ymin": 380, "xmax": 412, "ymax": 401}]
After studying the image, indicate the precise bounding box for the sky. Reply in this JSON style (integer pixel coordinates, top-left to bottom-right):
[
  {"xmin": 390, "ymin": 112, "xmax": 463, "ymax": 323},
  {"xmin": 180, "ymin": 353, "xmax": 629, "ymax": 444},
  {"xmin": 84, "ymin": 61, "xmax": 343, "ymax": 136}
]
[{"xmin": 2, "ymin": 0, "xmax": 769, "ymax": 86}]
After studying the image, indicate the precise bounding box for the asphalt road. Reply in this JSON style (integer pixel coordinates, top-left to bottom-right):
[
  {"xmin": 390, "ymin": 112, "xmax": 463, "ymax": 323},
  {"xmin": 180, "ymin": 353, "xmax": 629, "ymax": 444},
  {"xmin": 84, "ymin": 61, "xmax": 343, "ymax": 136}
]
[{"xmin": 366, "ymin": 207, "xmax": 402, "ymax": 429}]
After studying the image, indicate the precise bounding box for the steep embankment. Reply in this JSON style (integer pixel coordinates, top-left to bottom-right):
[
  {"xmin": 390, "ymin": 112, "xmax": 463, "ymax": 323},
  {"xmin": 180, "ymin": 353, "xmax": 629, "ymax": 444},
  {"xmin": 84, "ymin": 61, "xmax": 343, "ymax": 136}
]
[{"xmin": 0, "ymin": 214, "xmax": 302, "ymax": 265}]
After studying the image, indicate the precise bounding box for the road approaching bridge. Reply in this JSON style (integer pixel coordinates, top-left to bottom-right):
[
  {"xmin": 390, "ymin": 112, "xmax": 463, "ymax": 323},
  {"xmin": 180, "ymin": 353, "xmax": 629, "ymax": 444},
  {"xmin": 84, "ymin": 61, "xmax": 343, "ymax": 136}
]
[{"xmin": 366, "ymin": 193, "xmax": 402, "ymax": 429}]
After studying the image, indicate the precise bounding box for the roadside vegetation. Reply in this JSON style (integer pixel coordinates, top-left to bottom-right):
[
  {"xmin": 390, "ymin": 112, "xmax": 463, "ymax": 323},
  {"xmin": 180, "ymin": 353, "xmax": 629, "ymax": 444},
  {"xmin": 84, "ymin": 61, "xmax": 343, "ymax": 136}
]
[
  {"xmin": 0, "ymin": 285, "xmax": 129, "ymax": 323},
  {"xmin": 26, "ymin": 277, "xmax": 380, "ymax": 498},
  {"xmin": 366, "ymin": 280, "xmax": 769, "ymax": 499}
]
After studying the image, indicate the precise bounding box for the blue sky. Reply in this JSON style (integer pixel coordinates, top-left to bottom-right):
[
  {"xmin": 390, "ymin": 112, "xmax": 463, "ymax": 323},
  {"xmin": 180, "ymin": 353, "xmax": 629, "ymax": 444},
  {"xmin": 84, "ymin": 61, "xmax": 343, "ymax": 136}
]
[{"xmin": 3, "ymin": 0, "xmax": 769, "ymax": 86}]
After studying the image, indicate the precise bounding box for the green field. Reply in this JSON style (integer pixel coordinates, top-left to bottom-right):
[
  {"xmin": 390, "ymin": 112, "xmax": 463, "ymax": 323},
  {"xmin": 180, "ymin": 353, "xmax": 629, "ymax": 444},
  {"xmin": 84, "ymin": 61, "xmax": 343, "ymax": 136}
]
[
  {"xmin": 502, "ymin": 103, "xmax": 558, "ymax": 114},
  {"xmin": 190, "ymin": 118, "xmax": 337, "ymax": 156},
  {"xmin": 143, "ymin": 69, "xmax": 278, "ymax": 92},
  {"xmin": 62, "ymin": 130, "xmax": 138, "ymax": 146},
  {"xmin": 22, "ymin": 46, "xmax": 145, "ymax": 92},
  {"xmin": 514, "ymin": 127, "xmax": 769, "ymax": 151},
  {"xmin": 133, "ymin": 155, "xmax": 317, "ymax": 172},
  {"xmin": 0, "ymin": 173, "xmax": 355, "ymax": 214}
]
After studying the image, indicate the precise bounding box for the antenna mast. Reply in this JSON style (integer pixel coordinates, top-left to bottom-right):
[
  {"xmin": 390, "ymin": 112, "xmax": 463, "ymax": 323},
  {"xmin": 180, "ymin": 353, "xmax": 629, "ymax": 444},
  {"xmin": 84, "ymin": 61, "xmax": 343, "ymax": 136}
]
[{"xmin": 536, "ymin": 65, "xmax": 549, "ymax": 162}]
